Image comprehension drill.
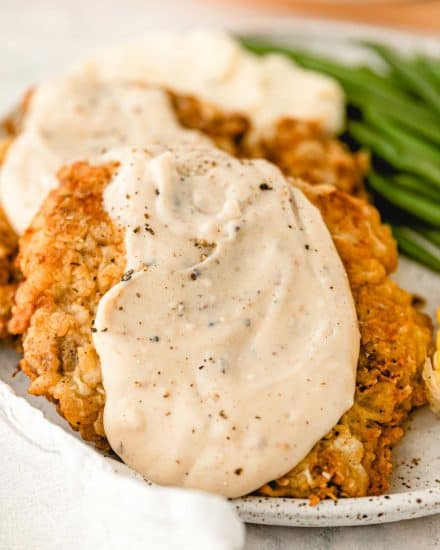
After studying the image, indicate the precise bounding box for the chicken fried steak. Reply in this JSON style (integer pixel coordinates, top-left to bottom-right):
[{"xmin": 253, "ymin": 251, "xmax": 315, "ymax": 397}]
[
  {"xmin": 0, "ymin": 89, "xmax": 366, "ymax": 345},
  {"xmin": 10, "ymin": 160, "xmax": 432, "ymax": 500}
]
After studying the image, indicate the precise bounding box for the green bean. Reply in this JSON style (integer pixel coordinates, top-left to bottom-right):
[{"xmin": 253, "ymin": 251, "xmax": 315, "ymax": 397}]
[
  {"xmin": 369, "ymin": 172, "xmax": 440, "ymax": 227},
  {"xmin": 358, "ymin": 66, "xmax": 417, "ymax": 100},
  {"xmin": 295, "ymin": 56, "xmax": 410, "ymax": 102},
  {"xmin": 416, "ymin": 57, "xmax": 440, "ymax": 90},
  {"xmin": 393, "ymin": 174, "xmax": 440, "ymax": 203},
  {"xmin": 391, "ymin": 225, "xmax": 440, "ymax": 272},
  {"xmin": 369, "ymin": 44, "xmax": 440, "ymax": 117},
  {"xmin": 418, "ymin": 227, "xmax": 440, "ymax": 248},
  {"xmin": 346, "ymin": 87, "xmax": 440, "ymax": 146},
  {"xmin": 349, "ymin": 122, "xmax": 440, "ymax": 188},
  {"xmin": 358, "ymin": 66, "xmax": 394, "ymax": 87},
  {"xmin": 363, "ymin": 108, "xmax": 440, "ymax": 166},
  {"xmin": 424, "ymin": 58, "xmax": 440, "ymax": 84},
  {"xmin": 239, "ymin": 36, "xmax": 279, "ymax": 56},
  {"xmin": 343, "ymin": 81, "xmax": 437, "ymax": 134}
]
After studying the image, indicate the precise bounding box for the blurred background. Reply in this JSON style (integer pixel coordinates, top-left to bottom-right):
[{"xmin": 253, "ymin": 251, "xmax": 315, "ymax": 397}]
[
  {"xmin": 217, "ymin": 0, "xmax": 440, "ymax": 33},
  {"xmin": 1, "ymin": 0, "xmax": 438, "ymax": 112}
]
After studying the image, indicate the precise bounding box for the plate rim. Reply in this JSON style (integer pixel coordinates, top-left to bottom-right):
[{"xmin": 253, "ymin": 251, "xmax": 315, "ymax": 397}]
[{"xmin": 234, "ymin": 486, "xmax": 440, "ymax": 527}]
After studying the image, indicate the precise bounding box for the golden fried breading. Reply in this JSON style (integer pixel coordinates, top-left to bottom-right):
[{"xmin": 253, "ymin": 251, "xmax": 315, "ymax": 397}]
[
  {"xmin": 1, "ymin": 88, "xmax": 33, "ymax": 138},
  {"xmin": 245, "ymin": 119, "xmax": 369, "ymax": 197},
  {"xmin": 0, "ymin": 94, "xmax": 32, "ymax": 342},
  {"xmin": 0, "ymin": 204, "xmax": 19, "ymax": 341},
  {"xmin": 10, "ymin": 163, "xmax": 124, "ymax": 446},
  {"xmin": 10, "ymin": 161, "xmax": 433, "ymax": 499},
  {"xmin": 168, "ymin": 91, "xmax": 250, "ymax": 157}
]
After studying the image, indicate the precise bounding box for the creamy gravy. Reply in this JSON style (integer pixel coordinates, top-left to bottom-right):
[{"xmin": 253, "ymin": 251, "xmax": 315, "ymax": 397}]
[
  {"xmin": 94, "ymin": 145, "xmax": 359, "ymax": 498},
  {"xmin": 0, "ymin": 72, "xmax": 206, "ymax": 234},
  {"xmin": 1, "ymin": 32, "xmax": 344, "ymax": 235},
  {"xmin": 88, "ymin": 32, "xmax": 345, "ymax": 136}
]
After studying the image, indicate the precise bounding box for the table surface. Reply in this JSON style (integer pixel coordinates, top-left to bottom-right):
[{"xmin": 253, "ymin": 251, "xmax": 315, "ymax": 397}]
[
  {"xmin": 1, "ymin": 0, "xmax": 439, "ymax": 548},
  {"xmin": 217, "ymin": 0, "xmax": 440, "ymax": 33}
]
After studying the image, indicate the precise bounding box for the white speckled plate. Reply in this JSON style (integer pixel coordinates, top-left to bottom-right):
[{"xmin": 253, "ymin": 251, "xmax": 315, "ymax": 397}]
[{"xmin": 1, "ymin": 18, "xmax": 439, "ymax": 529}]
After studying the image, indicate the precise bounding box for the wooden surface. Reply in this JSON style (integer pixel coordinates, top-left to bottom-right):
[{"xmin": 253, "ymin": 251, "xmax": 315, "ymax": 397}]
[{"xmin": 218, "ymin": 1, "xmax": 440, "ymax": 34}]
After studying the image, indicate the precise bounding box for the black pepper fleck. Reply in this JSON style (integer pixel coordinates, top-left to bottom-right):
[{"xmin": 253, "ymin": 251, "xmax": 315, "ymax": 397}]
[
  {"xmin": 259, "ymin": 183, "xmax": 272, "ymax": 191},
  {"xmin": 144, "ymin": 223, "xmax": 155, "ymax": 235},
  {"xmin": 121, "ymin": 269, "xmax": 134, "ymax": 282}
]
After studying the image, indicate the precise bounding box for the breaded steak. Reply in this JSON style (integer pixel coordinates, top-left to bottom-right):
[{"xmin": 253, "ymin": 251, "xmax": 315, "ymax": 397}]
[
  {"xmin": 245, "ymin": 119, "xmax": 368, "ymax": 197},
  {"xmin": 0, "ymin": 89, "xmax": 366, "ymax": 344},
  {"xmin": 10, "ymin": 163, "xmax": 124, "ymax": 445},
  {"xmin": 10, "ymin": 161, "xmax": 433, "ymax": 500},
  {"xmin": 0, "ymin": 94, "xmax": 32, "ymax": 342},
  {"xmin": 0, "ymin": 205, "xmax": 19, "ymax": 340},
  {"xmin": 0, "ymin": 135, "xmax": 20, "ymax": 340}
]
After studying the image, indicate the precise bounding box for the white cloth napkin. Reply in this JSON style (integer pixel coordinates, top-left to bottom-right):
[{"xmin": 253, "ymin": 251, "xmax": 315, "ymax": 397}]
[{"xmin": 0, "ymin": 380, "xmax": 245, "ymax": 550}]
